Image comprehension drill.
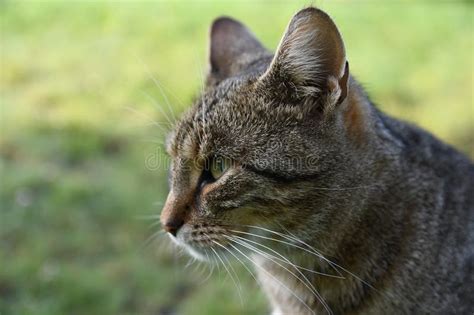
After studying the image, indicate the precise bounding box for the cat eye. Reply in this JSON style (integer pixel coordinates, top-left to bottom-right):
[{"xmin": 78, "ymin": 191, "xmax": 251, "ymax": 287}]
[{"xmin": 209, "ymin": 156, "xmax": 232, "ymax": 180}]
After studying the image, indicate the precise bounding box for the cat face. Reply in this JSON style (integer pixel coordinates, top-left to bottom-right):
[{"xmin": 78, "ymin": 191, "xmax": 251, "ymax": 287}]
[{"xmin": 161, "ymin": 8, "xmax": 356, "ymax": 260}]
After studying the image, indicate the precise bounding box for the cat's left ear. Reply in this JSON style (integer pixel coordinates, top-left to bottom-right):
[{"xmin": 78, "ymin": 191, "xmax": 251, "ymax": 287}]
[
  {"xmin": 259, "ymin": 8, "xmax": 349, "ymax": 106},
  {"xmin": 207, "ymin": 17, "xmax": 268, "ymax": 84}
]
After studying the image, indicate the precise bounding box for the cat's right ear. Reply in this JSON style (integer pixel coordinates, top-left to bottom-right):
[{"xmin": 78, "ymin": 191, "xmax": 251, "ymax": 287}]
[
  {"xmin": 259, "ymin": 8, "xmax": 349, "ymax": 108},
  {"xmin": 207, "ymin": 17, "xmax": 268, "ymax": 85}
]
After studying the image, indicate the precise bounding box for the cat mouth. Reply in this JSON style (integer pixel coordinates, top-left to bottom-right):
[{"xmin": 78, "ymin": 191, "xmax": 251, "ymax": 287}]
[
  {"xmin": 170, "ymin": 223, "xmax": 234, "ymax": 261},
  {"xmin": 168, "ymin": 221, "xmax": 281, "ymax": 263}
]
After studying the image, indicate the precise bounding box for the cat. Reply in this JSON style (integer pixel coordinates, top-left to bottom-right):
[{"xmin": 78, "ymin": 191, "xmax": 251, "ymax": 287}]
[{"xmin": 160, "ymin": 7, "xmax": 474, "ymax": 315}]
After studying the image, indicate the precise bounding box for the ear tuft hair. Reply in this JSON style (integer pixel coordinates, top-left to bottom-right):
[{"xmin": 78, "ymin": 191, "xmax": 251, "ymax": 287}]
[{"xmin": 260, "ymin": 8, "xmax": 348, "ymax": 102}]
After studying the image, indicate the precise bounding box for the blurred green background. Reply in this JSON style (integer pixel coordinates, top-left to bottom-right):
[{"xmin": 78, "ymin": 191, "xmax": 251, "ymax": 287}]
[{"xmin": 1, "ymin": 1, "xmax": 472, "ymax": 315}]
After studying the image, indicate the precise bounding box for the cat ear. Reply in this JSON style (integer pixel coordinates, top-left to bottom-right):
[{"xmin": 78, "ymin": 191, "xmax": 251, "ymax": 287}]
[
  {"xmin": 208, "ymin": 17, "xmax": 268, "ymax": 84},
  {"xmin": 260, "ymin": 8, "xmax": 349, "ymax": 105}
]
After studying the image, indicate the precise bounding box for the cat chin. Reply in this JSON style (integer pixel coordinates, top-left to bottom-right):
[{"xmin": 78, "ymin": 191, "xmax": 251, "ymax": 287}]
[
  {"xmin": 167, "ymin": 233, "xmax": 210, "ymax": 262},
  {"xmin": 183, "ymin": 245, "xmax": 209, "ymax": 261}
]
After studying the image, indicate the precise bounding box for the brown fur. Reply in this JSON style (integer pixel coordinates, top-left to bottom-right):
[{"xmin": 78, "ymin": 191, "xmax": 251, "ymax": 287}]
[{"xmin": 161, "ymin": 7, "xmax": 474, "ymax": 315}]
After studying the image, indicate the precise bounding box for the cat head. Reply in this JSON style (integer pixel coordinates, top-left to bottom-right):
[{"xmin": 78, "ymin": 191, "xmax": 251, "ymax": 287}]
[{"xmin": 161, "ymin": 7, "xmax": 368, "ymax": 260}]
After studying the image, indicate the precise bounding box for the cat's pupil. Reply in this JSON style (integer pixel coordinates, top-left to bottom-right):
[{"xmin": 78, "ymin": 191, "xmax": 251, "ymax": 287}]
[
  {"xmin": 210, "ymin": 157, "xmax": 227, "ymax": 180},
  {"xmin": 199, "ymin": 157, "xmax": 223, "ymax": 187},
  {"xmin": 215, "ymin": 160, "xmax": 224, "ymax": 172}
]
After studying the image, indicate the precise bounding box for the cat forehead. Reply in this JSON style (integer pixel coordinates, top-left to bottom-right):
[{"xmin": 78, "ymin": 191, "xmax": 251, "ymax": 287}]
[
  {"xmin": 194, "ymin": 75, "xmax": 264, "ymax": 121},
  {"xmin": 169, "ymin": 61, "xmax": 314, "ymax": 161},
  {"xmin": 169, "ymin": 90, "xmax": 260, "ymax": 159},
  {"xmin": 172, "ymin": 98, "xmax": 306, "ymax": 161}
]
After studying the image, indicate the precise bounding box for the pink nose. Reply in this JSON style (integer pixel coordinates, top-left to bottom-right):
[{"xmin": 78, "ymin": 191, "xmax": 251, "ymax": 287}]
[{"xmin": 160, "ymin": 191, "xmax": 192, "ymax": 237}]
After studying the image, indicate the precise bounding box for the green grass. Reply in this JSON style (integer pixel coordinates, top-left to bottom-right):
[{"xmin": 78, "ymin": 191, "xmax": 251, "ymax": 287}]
[{"xmin": 0, "ymin": 1, "xmax": 472, "ymax": 315}]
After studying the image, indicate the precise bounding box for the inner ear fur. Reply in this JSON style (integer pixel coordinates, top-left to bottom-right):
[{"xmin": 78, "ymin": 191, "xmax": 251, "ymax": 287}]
[{"xmin": 259, "ymin": 7, "xmax": 349, "ymax": 105}]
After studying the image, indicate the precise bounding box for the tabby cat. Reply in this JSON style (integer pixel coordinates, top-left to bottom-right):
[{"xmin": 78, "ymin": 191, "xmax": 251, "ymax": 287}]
[{"xmin": 160, "ymin": 7, "xmax": 474, "ymax": 315}]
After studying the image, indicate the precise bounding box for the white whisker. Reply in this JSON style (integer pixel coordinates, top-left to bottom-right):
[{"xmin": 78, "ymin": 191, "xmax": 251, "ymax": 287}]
[
  {"xmin": 134, "ymin": 55, "xmax": 178, "ymax": 123},
  {"xmin": 211, "ymin": 240, "xmax": 260, "ymax": 285},
  {"xmin": 220, "ymin": 245, "xmax": 245, "ymax": 306},
  {"xmin": 230, "ymin": 229, "xmax": 337, "ymax": 272},
  {"xmin": 124, "ymin": 105, "xmax": 169, "ymax": 134},
  {"xmin": 198, "ymin": 251, "xmax": 215, "ymax": 285},
  {"xmin": 226, "ymin": 240, "xmax": 316, "ymax": 315},
  {"xmin": 278, "ymin": 226, "xmax": 377, "ymax": 292},
  {"xmin": 139, "ymin": 229, "xmax": 165, "ymax": 252},
  {"xmin": 210, "ymin": 246, "xmax": 243, "ymax": 305},
  {"xmin": 241, "ymin": 225, "xmax": 344, "ymax": 277},
  {"xmin": 228, "ymin": 235, "xmax": 343, "ymax": 279},
  {"xmin": 230, "ymin": 236, "xmax": 332, "ymax": 315},
  {"xmin": 141, "ymin": 92, "xmax": 175, "ymax": 128}
]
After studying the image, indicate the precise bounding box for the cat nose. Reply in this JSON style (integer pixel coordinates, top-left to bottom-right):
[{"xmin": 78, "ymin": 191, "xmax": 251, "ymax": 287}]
[
  {"xmin": 163, "ymin": 217, "xmax": 184, "ymax": 237},
  {"xmin": 160, "ymin": 191, "xmax": 191, "ymax": 237}
]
